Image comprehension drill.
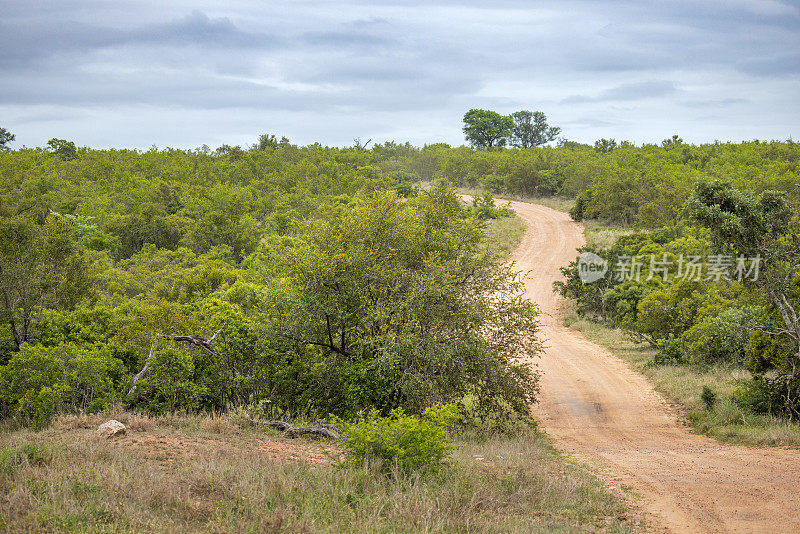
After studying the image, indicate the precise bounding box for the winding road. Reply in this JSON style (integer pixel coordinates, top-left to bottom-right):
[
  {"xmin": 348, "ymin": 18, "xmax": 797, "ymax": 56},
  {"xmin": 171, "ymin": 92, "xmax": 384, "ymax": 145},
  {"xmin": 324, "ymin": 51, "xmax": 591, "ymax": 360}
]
[{"xmin": 510, "ymin": 200, "xmax": 800, "ymax": 533}]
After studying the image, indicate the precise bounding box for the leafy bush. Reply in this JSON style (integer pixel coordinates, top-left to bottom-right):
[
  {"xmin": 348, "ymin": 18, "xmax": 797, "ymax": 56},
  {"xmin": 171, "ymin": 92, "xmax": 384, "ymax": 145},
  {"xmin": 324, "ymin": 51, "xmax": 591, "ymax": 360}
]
[
  {"xmin": 0, "ymin": 343, "xmax": 127, "ymax": 427},
  {"xmin": 681, "ymin": 307, "xmax": 758, "ymax": 364},
  {"xmin": 651, "ymin": 336, "xmax": 685, "ymax": 366},
  {"xmin": 735, "ymin": 375, "xmax": 800, "ymax": 420},
  {"xmin": 471, "ymin": 192, "xmax": 512, "ymax": 220},
  {"xmin": 0, "ymin": 444, "xmax": 50, "ymax": 474},
  {"xmin": 139, "ymin": 346, "xmax": 212, "ymax": 414},
  {"xmin": 340, "ymin": 404, "xmax": 459, "ymax": 473},
  {"xmin": 701, "ymin": 385, "xmax": 717, "ymax": 410}
]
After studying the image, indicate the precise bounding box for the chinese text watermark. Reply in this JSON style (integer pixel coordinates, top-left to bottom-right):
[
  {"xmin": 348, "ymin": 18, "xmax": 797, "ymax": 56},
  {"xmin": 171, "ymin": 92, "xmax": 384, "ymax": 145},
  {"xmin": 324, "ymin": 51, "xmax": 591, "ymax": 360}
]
[{"xmin": 579, "ymin": 254, "xmax": 761, "ymax": 284}]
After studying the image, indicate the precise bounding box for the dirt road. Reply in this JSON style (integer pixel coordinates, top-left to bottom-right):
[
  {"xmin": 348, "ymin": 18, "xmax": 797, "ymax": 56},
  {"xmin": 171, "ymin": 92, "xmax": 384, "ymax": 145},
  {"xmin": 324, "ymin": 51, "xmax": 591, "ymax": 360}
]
[{"xmin": 509, "ymin": 200, "xmax": 800, "ymax": 533}]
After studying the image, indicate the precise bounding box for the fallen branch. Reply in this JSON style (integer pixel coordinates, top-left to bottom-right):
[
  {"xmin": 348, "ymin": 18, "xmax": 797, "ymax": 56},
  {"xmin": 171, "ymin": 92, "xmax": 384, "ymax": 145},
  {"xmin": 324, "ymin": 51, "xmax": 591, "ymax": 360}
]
[{"xmin": 247, "ymin": 416, "xmax": 339, "ymax": 439}]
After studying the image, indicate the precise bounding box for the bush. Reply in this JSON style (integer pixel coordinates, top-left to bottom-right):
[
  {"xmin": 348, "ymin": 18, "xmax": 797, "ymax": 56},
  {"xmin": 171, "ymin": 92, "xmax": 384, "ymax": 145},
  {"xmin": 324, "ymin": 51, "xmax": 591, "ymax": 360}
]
[
  {"xmin": 0, "ymin": 444, "xmax": 50, "ymax": 474},
  {"xmin": 340, "ymin": 404, "xmax": 459, "ymax": 473},
  {"xmin": 682, "ymin": 307, "xmax": 758, "ymax": 364},
  {"xmin": 471, "ymin": 192, "xmax": 512, "ymax": 220},
  {"xmin": 701, "ymin": 385, "xmax": 717, "ymax": 410},
  {"xmin": 139, "ymin": 346, "xmax": 210, "ymax": 414},
  {"xmin": 0, "ymin": 343, "xmax": 127, "ymax": 427},
  {"xmin": 735, "ymin": 375, "xmax": 800, "ymax": 420},
  {"xmin": 651, "ymin": 336, "xmax": 684, "ymax": 366}
]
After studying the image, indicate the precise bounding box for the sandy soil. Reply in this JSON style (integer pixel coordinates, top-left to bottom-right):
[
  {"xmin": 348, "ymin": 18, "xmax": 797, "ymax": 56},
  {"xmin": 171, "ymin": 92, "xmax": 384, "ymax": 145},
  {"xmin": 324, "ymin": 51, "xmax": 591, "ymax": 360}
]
[{"xmin": 510, "ymin": 200, "xmax": 800, "ymax": 533}]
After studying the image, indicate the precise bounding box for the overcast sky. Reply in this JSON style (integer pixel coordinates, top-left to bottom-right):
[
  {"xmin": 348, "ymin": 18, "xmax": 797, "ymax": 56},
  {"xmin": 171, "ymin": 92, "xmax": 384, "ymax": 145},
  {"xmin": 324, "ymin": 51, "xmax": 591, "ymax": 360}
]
[{"xmin": 1, "ymin": 0, "xmax": 799, "ymax": 149}]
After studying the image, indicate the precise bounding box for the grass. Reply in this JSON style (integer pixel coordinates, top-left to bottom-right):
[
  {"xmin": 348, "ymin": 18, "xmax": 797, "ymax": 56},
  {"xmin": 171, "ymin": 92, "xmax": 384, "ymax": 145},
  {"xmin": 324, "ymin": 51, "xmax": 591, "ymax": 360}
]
[
  {"xmin": 582, "ymin": 220, "xmax": 636, "ymax": 249},
  {"xmin": 0, "ymin": 411, "xmax": 633, "ymax": 533},
  {"xmin": 458, "ymin": 187, "xmax": 575, "ymax": 214},
  {"xmin": 484, "ymin": 215, "xmax": 526, "ymax": 258},
  {"xmin": 561, "ymin": 300, "xmax": 800, "ymax": 448}
]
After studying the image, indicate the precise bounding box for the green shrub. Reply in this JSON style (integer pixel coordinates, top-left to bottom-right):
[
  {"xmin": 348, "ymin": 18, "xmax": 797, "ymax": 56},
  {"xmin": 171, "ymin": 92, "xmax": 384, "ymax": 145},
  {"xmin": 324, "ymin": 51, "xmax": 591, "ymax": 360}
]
[
  {"xmin": 701, "ymin": 385, "xmax": 717, "ymax": 410},
  {"xmin": 471, "ymin": 192, "xmax": 512, "ymax": 220},
  {"xmin": 19, "ymin": 444, "xmax": 50, "ymax": 465},
  {"xmin": 0, "ymin": 343, "xmax": 126, "ymax": 427},
  {"xmin": 735, "ymin": 375, "xmax": 800, "ymax": 420},
  {"xmin": 140, "ymin": 346, "xmax": 209, "ymax": 414},
  {"xmin": 340, "ymin": 404, "xmax": 459, "ymax": 473},
  {"xmin": 17, "ymin": 385, "xmax": 69, "ymax": 430},
  {"xmin": 682, "ymin": 307, "xmax": 758, "ymax": 364},
  {"xmin": 651, "ymin": 336, "xmax": 684, "ymax": 366},
  {"xmin": 0, "ymin": 444, "xmax": 50, "ymax": 474}
]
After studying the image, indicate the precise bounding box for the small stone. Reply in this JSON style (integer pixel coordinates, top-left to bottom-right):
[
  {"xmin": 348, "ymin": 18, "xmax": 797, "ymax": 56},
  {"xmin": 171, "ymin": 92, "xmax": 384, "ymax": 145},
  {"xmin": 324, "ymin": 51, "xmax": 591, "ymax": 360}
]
[{"xmin": 97, "ymin": 420, "xmax": 126, "ymax": 438}]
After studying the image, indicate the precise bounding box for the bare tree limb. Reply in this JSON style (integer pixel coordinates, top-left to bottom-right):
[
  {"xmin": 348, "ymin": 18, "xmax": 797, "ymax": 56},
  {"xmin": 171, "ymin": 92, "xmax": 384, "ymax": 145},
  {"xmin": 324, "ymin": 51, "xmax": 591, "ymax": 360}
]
[
  {"xmin": 246, "ymin": 416, "xmax": 339, "ymax": 439},
  {"xmin": 127, "ymin": 327, "xmax": 225, "ymax": 397},
  {"xmin": 128, "ymin": 341, "xmax": 158, "ymax": 396}
]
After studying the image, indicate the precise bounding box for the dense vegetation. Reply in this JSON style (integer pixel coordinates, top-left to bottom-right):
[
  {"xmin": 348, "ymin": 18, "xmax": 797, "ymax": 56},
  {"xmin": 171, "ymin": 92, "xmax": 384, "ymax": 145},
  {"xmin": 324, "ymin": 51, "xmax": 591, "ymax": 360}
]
[
  {"xmin": 0, "ymin": 139, "xmax": 542, "ymax": 430},
  {"xmin": 2, "ymin": 132, "xmax": 799, "ymax": 431}
]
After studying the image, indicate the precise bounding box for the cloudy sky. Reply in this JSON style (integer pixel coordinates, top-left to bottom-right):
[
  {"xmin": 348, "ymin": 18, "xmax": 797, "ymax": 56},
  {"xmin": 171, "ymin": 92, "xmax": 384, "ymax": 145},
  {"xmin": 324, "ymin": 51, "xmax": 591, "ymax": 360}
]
[{"xmin": 1, "ymin": 0, "xmax": 799, "ymax": 149}]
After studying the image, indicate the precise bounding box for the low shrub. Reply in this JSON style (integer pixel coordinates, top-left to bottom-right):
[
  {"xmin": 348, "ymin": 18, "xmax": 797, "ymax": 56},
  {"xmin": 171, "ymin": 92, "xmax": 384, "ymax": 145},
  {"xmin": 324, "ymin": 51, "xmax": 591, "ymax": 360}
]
[
  {"xmin": 701, "ymin": 385, "xmax": 717, "ymax": 410},
  {"xmin": 340, "ymin": 404, "xmax": 459, "ymax": 473},
  {"xmin": 735, "ymin": 375, "xmax": 800, "ymax": 420},
  {"xmin": 651, "ymin": 336, "xmax": 685, "ymax": 366},
  {"xmin": 0, "ymin": 444, "xmax": 50, "ymax": 475}
]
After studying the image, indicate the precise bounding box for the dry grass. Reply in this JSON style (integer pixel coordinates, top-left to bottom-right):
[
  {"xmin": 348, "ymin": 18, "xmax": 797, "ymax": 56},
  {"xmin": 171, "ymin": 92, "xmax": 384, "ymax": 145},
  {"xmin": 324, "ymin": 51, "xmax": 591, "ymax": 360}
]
[
  {"xmin": 485, "ymin": 216, "xmax": 526, "ymax": 258},
  {"xmin": 582, "ymin": 220, "xmax": 636, "ymax": 250},
  {"xmin": 0, "ymin": 412, "xmax": 633, "ymax": 533},
  {"xmin": 458, "ymin": 187, "xmax": 575, "ymax": 214},
  {"xmin": 562, "ymin": 300, "xmax": 800, "ymax": 448}
]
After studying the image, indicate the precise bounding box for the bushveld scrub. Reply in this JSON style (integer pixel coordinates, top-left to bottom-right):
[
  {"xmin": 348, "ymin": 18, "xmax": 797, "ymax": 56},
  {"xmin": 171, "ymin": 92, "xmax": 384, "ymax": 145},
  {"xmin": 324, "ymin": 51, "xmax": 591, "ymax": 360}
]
[
  {"xmin": 554, "ymin": 179, "xmax": 800, "ymax": 443},
  {"xmin": 0, "ymin": 412, "xmax": 633, "ymax": 533},
  {"xmin": 0, "ymin": 182, "xmax": 542, "ymax": 429}
]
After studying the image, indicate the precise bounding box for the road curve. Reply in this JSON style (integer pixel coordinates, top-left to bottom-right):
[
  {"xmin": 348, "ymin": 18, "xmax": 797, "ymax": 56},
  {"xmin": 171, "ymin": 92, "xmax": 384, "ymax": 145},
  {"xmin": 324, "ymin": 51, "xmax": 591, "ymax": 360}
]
[{"xmin": 509, "ymin": 200, "xmax": 800, "ymax": 534}]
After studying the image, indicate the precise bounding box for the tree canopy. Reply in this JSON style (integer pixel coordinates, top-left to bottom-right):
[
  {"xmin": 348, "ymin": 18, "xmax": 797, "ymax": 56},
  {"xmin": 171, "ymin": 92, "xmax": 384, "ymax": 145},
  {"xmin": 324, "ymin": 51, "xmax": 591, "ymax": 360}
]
[
  {"xmin": 510, "ymin": 111, "xmax": 560, "ymax": 148},
  {"xmin": 462, "ymin": 109, "xmax": 514, "ymax": 149}
]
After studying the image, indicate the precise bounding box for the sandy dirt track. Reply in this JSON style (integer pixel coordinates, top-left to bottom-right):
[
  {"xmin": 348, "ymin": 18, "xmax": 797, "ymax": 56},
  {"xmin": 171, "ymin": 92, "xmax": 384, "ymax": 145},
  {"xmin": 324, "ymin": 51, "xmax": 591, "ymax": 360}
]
[{"xmin": 509, "ymin": 200, "xmax": 800, "ymax": 533}]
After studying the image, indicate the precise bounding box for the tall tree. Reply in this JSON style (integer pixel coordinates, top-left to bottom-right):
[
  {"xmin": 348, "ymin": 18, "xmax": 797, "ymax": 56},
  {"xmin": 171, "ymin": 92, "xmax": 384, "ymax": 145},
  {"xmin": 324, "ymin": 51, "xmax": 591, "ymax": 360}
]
[
  {"xmin": 594, "ymin": 138, "xmax": 618, "ymax": 153},
  {"xmin": 510, "ymin": 111, "xmax": 560, "ymax": 148},
  {"xmin": 46, "ymin": 138, "xmax": 78, "ymax": 160},
  {"xmin": 462, "ymin": 109, "xmax": 513, "ymax": 149},
  {"xmin": 274, "ymin": 182, "xmax": 541, "ymax": 416},
  {"xmin": 0, "ymin": 216, "xmax": 95, "ymax": 349},
  {"xmin": 0, "ymin": 128, "xmax": 14, "ymax": 151}
]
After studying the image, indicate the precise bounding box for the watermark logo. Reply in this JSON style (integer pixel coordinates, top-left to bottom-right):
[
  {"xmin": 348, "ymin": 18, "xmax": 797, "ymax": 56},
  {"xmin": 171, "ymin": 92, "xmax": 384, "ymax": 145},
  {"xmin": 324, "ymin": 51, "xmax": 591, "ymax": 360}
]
[
  {"xmin": 575, "ymin": 252, "xmax": 762, "ymax": 284},
  {"xmin": 578, "ymin": 252, "xmax": 608, "ymax": 283}
]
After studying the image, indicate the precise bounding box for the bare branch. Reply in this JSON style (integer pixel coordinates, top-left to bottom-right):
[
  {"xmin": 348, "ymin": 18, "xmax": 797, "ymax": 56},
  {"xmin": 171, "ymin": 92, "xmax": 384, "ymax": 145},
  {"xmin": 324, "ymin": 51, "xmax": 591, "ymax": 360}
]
[{"xmin": 246, "ymin": 415, "xmax": 339, "ymax": 439}]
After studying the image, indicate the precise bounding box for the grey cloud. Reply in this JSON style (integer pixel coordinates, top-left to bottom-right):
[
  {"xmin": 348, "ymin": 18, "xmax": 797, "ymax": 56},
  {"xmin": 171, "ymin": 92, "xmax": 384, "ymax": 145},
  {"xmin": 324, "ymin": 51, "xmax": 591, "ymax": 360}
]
[
  {"xmin": 737, "ymin": 54, "xmax": 800, "ymax": 76},
  {"xmin": 561, "ymin": 81, "xmax": 679, "ymax": 104},
  {"xmin": 682, "ymin": 98, "xmax": 750, "ymax": 108},
  {"xmin": 302, "ymin": 30, "xmax": 391, "ymax": 48},
  {"xmin": 562, "ymin": 117, "xmax": 620, "ymax": 128},
  {"xmin": 0, "ymin": 10, "xmax": 278, "ymax": 69},
  {"xmin": 1, "ymin": 1, "xmax": 798, "ymax": 148}
]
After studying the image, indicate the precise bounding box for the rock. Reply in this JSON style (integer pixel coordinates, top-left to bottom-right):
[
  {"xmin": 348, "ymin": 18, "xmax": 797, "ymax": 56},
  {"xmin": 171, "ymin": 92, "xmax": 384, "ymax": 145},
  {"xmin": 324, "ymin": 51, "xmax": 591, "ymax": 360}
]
[{"xmin": 97, "ymin": 420, "xmax": 126, "ymax": 438}]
